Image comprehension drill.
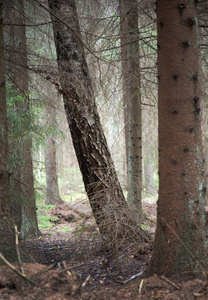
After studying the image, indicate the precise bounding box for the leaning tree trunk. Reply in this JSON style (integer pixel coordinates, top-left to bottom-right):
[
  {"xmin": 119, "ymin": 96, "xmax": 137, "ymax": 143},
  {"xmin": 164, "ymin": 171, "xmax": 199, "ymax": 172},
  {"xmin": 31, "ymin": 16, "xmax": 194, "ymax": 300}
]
[
  {"xmin": 48, "ymin": 0, "xmax": 147, "ymax": 249},
  {"xmin": 145, "ymin": 0, "xmax": 207, "ymax": 277}
]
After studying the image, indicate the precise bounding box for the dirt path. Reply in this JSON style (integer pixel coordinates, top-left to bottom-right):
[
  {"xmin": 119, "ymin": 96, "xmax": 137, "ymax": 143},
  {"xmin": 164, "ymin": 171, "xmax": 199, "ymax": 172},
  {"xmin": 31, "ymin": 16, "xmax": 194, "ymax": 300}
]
[{"xmin": 0, "ymin": 200, "xmax": 207, "ymax": 299}]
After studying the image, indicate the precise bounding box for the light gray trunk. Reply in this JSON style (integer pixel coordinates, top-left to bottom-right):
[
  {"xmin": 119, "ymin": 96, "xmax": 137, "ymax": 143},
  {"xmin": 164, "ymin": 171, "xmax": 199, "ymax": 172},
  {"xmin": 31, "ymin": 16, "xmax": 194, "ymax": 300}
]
[
  {"xmin": 45, "ymin": 136, "xmax": 63, "ymax": 205},
  {"xmin": 144, "ymin": 155, "xmax": 157, "ymax": 196}
]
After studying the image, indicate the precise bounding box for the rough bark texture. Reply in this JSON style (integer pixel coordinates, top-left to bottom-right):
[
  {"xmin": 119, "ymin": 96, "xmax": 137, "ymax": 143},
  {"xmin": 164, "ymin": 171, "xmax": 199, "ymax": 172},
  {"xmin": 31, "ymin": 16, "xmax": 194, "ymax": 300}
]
[
  {"xmin": 48, "ymin": 0, "xmax": 147, "ymax": 248},
  {"xmin": 146, "ymin": 0, "xmax": 207, "ymax": 276},
  {"xmin": 5, "ymin": 0, "xmax": 40, "ymax": 238},
  {"xmin": 119, "ymin": 0, "xmax": 142, "ymax": 217},
  {"xmin": 0, "ymin": 1, "xmax": 29, "ymax": 263}
]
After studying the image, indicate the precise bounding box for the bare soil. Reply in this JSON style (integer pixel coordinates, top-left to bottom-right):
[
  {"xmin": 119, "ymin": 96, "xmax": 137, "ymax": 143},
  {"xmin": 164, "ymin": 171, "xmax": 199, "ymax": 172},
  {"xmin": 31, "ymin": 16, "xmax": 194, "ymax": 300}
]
[{"xmin": 0, "ymin": 200, "xmax": 207, "ymax": 299}]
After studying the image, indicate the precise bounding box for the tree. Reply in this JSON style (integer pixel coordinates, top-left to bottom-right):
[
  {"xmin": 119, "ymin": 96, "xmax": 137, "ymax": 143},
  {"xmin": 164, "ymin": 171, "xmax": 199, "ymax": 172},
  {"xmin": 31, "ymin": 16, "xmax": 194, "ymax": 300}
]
[
  {"xmin": 145, "ymin": 0, "xmax": 207, "ymax": 277},
  {"xmin": 4, "ymin": 0, "xmax": 40, "ymax": 238},
  {"xmin": 0, "ymin": 0, "xmax": 25, "ymax": 262},
  {"xmin": 45, "ymin": 91, "xmax": 64, "ymax": 205},
  {"xmin": 46, "ymin": 0, "xmax": 147, "ymax": 249},
  {"xmin": 144, "ymin": 153, "xmax": 157, "ymax": 196},
  {"xmin": 119, "ymin": 0, "xmax": 142, "ymax": 218}
]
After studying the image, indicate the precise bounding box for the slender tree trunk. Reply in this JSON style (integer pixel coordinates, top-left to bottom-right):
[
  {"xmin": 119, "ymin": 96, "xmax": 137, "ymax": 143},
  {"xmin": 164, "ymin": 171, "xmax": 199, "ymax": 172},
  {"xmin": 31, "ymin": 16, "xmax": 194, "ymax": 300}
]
[
  {"xmin": 21, "ymin": 138, "xmax": 40, "ymax": 238},
  {"xmin": 119, "ymin": 0, "xmax": 129, "ymax": 170},
  {"xmin": 144, "ymin": 154, "xmax": 157, "ymax": 196},
  {"xmin": 44, "ymin": 78, "xmax": 64, "ymax": 205},
  {"xmin": 45, "ymin": 136, "xmax": 63, "ymax": 205},
  {"xmin": 145, "ymin": 0, "xmax": 207, "ymax": 277},
  {"xmin": 48, "ymin": 0, "xmax": 147, "ymax": 248},
  {"xmin": 119, "ymin": 0, "xmax": 142, "ymax": 218}
]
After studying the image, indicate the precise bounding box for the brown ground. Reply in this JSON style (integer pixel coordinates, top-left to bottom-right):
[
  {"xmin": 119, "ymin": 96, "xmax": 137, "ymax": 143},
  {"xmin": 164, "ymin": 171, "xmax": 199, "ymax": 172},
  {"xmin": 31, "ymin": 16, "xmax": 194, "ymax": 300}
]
[{"xmin": 0, "ymin": 200, "xmax": 207, "ymax": 299}]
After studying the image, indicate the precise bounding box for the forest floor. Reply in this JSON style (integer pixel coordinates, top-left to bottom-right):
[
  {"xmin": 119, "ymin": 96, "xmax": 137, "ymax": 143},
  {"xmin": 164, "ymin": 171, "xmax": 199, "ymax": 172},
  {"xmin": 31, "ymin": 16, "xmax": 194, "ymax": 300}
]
[{"xmin": 0, "ymin": 198, "xmax": 208, "ymax": 299}]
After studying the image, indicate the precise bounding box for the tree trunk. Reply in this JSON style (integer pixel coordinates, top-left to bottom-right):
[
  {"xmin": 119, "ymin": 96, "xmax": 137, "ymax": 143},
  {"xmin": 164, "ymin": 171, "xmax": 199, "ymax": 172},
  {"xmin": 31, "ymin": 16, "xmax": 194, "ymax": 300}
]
[
  {"xmin": 44, "ymin": 75, "xmax": 64, "ymax": 206},
  {"xmin": 119, "ymin": 0, "xmax": 129, "ymax": 170},
  {"xmin": 0, "ymin": 1, "xmax": 27, "ymax": 263},
  {"xmin": 145, "ymin": 0, "xmax": 207, "ymax": 277},
  {"xmin": 119, "ymin": 0, "xmax": 143, "ymax": 218},
  {"xmin": 21, "ymin": 139, "xmax": 40, "ymax": 238},
  {"xmin": 45, "ymin": 136, "xmax": 63, "ymax": 205},
  {"xmin": 48, "ymin": 0, "xmax": 147, "ymax": 248},
  {"xmin": 144, "ymin": 154, "xmax": 157, "ymax": 196},
  {"xmin": 5, "ymin": 0, "xmax": 40, "ymax": 238}
]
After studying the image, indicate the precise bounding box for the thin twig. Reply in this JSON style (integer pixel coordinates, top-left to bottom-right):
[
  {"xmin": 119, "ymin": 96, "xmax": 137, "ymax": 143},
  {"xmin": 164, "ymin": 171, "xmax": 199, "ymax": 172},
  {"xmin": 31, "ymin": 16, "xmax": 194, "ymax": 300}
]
[
  {"xmin": 161, "ymin": 275, "xmax": 181, "ymax": 290},
  {"xmin": 139, "ymin": 279, "xmax": 144, "ymax": 294},
  {"xmin": 123, "ymin": 271, "xmax": 144, "ymax": 284},
  {"xmin": 81, "ymin": 274, "xmax": 91, "ymax": 288},
  {"xmin": 0, "ymin": 252, "xmax": 36, "ymax": 285},
  {"xmin": 15, "ymin": 225, "xmax": 24, "ymax": 275}
]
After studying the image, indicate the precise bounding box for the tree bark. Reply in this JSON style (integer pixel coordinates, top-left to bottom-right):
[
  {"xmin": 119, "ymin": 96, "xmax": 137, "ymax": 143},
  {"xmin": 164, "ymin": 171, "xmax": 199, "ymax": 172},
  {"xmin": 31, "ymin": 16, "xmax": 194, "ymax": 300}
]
[
  {"xmin": 48, "ymin": 0, "xmax": 147, "ymax": 248},
  {"xmin": 119, "ymin": 0, "xmax": 129, "ymax": 170},
  {"xmin": 144, "ymin": 153, "xmax": 157, "ymax": 196},
  {"xmin": 145, "ymin": 0, "xmax": 207, "ymax": 277},
  {"xmin": 119, "ymin": 0, "xmax": 142, "ymax": 218},
  {"xmin": 0, "ymin": 1, "xmax": 29, "ymax": 263},
  {"xmin": 45, "ymin": 136, "xmax": 63, "ymax": 205},
  {"xmin": 5, "ymin": 0, "xmax": 40, "ymax": 238}
]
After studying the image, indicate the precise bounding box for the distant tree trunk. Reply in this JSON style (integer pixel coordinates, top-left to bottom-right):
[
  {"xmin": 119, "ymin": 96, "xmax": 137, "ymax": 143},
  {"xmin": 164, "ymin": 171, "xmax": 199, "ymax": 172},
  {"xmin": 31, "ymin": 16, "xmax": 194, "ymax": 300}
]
[
  {"xmin": 144, "ymin": 154, "xmax": 157, "ymax": 196},
  {"xmin": 119, "ymin": 0, "xmax": 142, "ymax": 218},
  {"xmin": 45, "ymin": 136, "xmax": 63, "ymax": 205},
  {"xmin": 145, "ymin": 0, "xmax": 207, "ymax": 277},
  {"xmin": 5, "ymin": 0, "xmax": 40, "ymax": 238},
  {"xmin": 21, "ymin": 139, "xmax": 40, "ymax": 238},
  {"xmin": 48, "ymin": 0, "xmax": 147, "ymax": 248},
  {"xmin": 44, "ymin": 75, "xmax": 64, "ymax": 205},
  {"xmin": 119, "ymin": 0, "xmax": 129, "ymax": 170}
]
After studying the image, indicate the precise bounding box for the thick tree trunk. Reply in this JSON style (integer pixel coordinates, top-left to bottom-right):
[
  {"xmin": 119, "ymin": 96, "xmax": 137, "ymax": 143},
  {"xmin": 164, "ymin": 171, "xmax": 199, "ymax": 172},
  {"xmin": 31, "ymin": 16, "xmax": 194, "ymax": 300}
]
[
  {"xmin": 48, "ymin": 0, "xmax": 147, "ymax": 248},
  {"xmin": 145, "ymin": 0, "xmax": 207, "ymax": 277},
  {"xmin": 119, "ymin": 0, "xmax": 142, "ymax": 218},
  {"xmin": 5, "ymin": 0, "xmax": 40, "ymax": 238},
  {"xmin": 0, "ymin": 1, "xmax": 30, "ymax": 263}
]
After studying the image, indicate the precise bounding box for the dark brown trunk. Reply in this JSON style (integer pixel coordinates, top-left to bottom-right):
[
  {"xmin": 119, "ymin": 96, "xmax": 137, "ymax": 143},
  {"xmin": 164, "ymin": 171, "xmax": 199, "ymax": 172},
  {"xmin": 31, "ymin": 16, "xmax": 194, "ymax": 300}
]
[
  {"xmin": 48, "ymin": 0, "xmax": 147, "ymax": 248},
  {"xmin": 5, "ymin": 0, "xmax": 40, "ymax": 238},
  {"xmin": 145, "ymin": 0, "xmax": 207, "ymax": 277},
  {"xmin": 0, "ymin": 1, "xmax": 30, "ymax": 263}
]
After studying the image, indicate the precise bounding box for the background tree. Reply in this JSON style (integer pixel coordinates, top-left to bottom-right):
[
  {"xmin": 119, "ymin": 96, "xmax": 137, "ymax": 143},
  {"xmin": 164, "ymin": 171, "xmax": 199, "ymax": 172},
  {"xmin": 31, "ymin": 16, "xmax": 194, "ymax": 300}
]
[
  {"xmin": 45, "ymin": 87, "xmax": 64, "ymax": 205},
  {"xmin": 145, "ymin": 0, "xmax": 207, "ymax": 277},
  {"xmin": 119, "ymin": 0, "xmax": 142, "ymax": 218}
]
